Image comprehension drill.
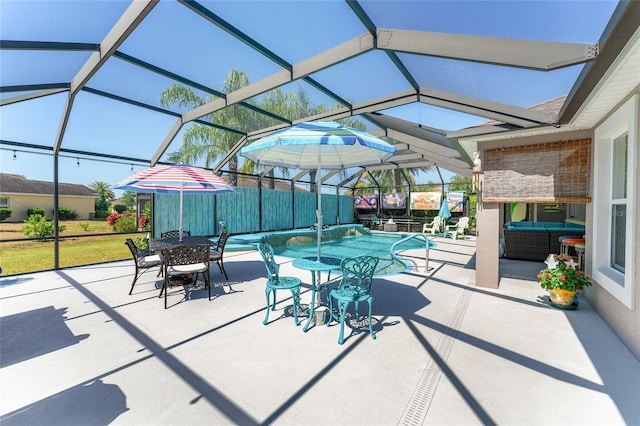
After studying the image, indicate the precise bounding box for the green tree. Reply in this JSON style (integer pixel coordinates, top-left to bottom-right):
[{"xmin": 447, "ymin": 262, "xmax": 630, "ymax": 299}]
[
  {"xmin": 448, "ymin": 174, "xmax": 472, "ymax": 192},
  {"xmin": 90, "ymin": 181, "xmax": 115, "ymax": 212},
  {"xmin": 120, "ymin": 191, "xmax": 137, "ymax": 209},
  {"xmin": 161, "ymin": 69, "xmax": 260, "ymax": 186},
  {"xmin": 162, "ymin": 73, "xmax": 369, "ymax": 190}
]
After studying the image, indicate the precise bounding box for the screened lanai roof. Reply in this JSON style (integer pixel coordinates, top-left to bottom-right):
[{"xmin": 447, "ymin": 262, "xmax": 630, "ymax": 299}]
[{"xmin": 0, "ymin": 1, "xmax": 635, "ymax": 186}]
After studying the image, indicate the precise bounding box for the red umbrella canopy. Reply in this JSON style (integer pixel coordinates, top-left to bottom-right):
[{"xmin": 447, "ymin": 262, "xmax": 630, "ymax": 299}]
[
  {"xmin": 115, "ymin": 165, "xmax": 234, "ymax": 194},
  {"xmin": 115, "ymin": 165, "xmax": 235, "ymax": 240}
]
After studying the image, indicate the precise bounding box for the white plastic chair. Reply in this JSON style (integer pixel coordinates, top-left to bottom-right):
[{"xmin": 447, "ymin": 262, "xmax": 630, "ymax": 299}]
[
  {"xmin": 446, "ymin": 217, "xmax": 470, "ymax": 239},
  {"xmin": 422, "ymin": 216, "xmax": 443, "ymax": 235}
]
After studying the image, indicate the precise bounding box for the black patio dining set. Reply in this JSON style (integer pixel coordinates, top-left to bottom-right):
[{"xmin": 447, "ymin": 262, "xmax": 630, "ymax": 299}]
[{"xmin": 124, "ymin": 229, "xmax": 231, "ymax": 309}]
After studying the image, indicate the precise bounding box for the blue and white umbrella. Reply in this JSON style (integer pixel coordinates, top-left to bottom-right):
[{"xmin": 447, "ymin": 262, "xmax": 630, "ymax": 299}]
[{"xmin": 240, "ymin": 121, "xmax": 396, "ymax": 260}]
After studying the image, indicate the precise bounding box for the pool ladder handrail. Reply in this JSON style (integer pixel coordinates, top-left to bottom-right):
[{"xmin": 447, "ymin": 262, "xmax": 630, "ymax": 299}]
[{"xmin": 390, "ymin": 233, "xmax": 436, "ymax": 273}]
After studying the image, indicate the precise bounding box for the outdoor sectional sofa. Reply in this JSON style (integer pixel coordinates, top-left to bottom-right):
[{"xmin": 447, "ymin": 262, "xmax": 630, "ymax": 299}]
[{"xmin": 503, "ymin": 221, "xmax": 586, "ymax": 261}]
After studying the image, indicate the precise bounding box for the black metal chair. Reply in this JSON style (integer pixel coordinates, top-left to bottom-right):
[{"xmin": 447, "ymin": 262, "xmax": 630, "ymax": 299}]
[
  {"xmin": 124, "ymin": 238, "xmax": 163, "ymax": 295},
  {"xmin": 210, "ymin": 232, "xmax": 230, "ymax": 280},
  {"xmin": 160, "ymin": 229, "xmax": 191, "ymax": 238},
  {"xmin": 159, "ymin": 244, "xmax": 210, "ymax": 309}
]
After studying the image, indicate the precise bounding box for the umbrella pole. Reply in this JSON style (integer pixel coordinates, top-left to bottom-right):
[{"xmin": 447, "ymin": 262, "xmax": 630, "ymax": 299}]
[
  {"xmin": 317, "ymin": 165, "xmax": 322, "ymax": 262},
  {"xmin": 179, "ymin": 186, "xmax": 183, "ymax": 242}
]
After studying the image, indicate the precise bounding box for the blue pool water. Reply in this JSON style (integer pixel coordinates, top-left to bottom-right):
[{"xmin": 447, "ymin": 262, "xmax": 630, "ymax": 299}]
[{"xmin": 229, "ymin": 225, "xmax": 433, "ymax": 275}]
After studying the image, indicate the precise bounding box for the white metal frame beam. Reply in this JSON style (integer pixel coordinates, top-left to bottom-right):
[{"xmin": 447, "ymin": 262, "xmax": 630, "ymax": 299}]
[
  {"xmin": 53, "ymin": 0, "xmax": 158, "ymax": 154},
  {"xmin": 0, "ymin": 88, "xmax": 68, "ymax": 107},
  {"xmin": 152, "ymin": 33, "xmax": 375, "ymax": 164},
  {"xmin": 377, "ymin": 28, "xmax": 598, "ymax": 71},
  {"xmin": 418, "ymin": 88, "xmax": 557, "ymax": 127}
]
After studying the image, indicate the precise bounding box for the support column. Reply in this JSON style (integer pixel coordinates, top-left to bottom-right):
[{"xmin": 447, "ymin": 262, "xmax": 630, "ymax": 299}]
[{"xmin": 476, "ymin": 201, "xmax": 500, "ymax": 289}]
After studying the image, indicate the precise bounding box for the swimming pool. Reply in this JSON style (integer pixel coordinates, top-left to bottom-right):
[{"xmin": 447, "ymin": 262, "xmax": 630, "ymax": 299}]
[{"xmin": 228, "ymin": 225, "xmax": 434, "ymax": 275}]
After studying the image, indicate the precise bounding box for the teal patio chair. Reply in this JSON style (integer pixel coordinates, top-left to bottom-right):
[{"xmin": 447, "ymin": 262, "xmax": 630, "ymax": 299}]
[
  {"xmin": 257, "ymin": 242, "xmax": 302, "ymax": 326},
  {"xmin": 327, "ymin": 255, "xmax": 379, "ymax": 345}
]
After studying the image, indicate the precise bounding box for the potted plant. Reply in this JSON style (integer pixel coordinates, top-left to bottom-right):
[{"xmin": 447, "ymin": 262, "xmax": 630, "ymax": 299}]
[{"xmin": 538, "ymin": 254, "xmax": 591, "ymax": 308}]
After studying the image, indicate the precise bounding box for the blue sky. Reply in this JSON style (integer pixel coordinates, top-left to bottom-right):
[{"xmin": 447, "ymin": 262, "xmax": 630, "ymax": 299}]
[{"xmin": 0, "ymin": 0, "xmax": 619, "ymax": 195}]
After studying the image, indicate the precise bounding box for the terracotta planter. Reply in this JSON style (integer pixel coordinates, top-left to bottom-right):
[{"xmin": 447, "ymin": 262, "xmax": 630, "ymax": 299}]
[{"xmin": 549, "ymin": 288, "xmax": 577, "ymax": 306}]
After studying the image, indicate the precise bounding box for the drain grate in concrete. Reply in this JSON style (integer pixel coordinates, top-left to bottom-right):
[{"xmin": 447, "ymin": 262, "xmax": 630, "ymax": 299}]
[{"xmin": 399, "ymin": 288, "xmax": 473, "ymax": 426}]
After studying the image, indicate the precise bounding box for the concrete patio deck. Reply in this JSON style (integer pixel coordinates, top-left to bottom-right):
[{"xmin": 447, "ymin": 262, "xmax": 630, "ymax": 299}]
[{"xmin": 1, "ymin": 236, "xmax": 639, "ymax": 425}]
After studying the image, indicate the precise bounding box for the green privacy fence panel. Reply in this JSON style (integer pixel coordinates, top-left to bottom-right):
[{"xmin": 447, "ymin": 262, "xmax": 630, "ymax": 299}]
[
  {"xmin": 216, "ymin": 187, "xmax": 259, "ymax": 234},
  {"xmin": 154, "ymin": 187, "xmax": 354, "ymax": 236},
  {"xmin": 153, "ymin": 193, "xmax": 215, "ymax": 237},
  {"xmin": 294, "ymin": 192, "xmax": 316, "ymax": 228},
  {"xmin": 339, "ymin": 194, "xmax": 355, "ymax": 223},
  {"xmin": 262, "ymin": 188, "xmax": 293, "ymax": 231},
  {"xmin": 322, "ymin": 193, "xmax": 337, "ymax": 225}
]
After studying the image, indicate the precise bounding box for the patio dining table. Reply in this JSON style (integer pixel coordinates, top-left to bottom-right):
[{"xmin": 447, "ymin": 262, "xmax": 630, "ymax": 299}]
[
  {"xmin": 150, "ymin": 236, "xmax": 216, "ymax": 252},
  {"xmin": 150, "ymin": 236, "xmax": 218, "ymax": 285},
  {"xmin": 292, "ymin": 256, "xmax": 342, "ymax": 332}
]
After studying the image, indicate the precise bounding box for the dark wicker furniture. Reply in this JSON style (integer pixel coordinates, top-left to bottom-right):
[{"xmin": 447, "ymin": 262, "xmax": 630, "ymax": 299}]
[{"xmin": 503, "ymin": 222, "xmax": 585, "ymax": 262}]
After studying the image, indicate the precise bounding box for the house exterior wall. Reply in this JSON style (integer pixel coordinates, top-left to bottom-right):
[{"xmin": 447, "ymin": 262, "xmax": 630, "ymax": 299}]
[
  {"xmin": 0, "ymin": 193, "xmax": 95, "ymax": 221},
  {"xmin": 585, "ymin": 93, "xmax": 639, "ymax": 361}
]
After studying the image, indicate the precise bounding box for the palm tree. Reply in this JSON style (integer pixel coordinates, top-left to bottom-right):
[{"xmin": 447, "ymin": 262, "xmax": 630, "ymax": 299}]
[
  {"xmin": 160, "ymin": 69, "xmax": 260, "ymax": 186},
  {"xmin": 90, "ymin": 181, "xmax": 115, "ymax": 212},
  {"xmin": 162, "ymin": 72, "xmax": 374, "ymax": 190},
  {"xmin": 120, "ymin": 190, "xmax": 137, "ymax": 209}
]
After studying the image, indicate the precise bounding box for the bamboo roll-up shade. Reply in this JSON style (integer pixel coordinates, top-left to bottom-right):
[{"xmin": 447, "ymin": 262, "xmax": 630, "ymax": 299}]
[{"xmin": 483, "ymin": 139, "xmax": 591, "ymax": 203}]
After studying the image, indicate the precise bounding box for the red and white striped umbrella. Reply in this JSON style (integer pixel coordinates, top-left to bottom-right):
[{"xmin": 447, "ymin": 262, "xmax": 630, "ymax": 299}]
[{"xmin": 116, "ymin": 165, "xmax": 235, "ymax": 240}]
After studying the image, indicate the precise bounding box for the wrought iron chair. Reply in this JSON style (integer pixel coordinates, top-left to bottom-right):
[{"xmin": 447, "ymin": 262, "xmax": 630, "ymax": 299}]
[
  {"xmin": 160, "ymin": 229, "xmax": 191, "ymax": 238},
  {"xmin": 422, "ymin": 216, "xmax": 443, "ymax": 235},
  {"xmin": 124, "ymin": 238, "xmax": 163, "ymax": 295},
  {"xmin": 159, "ymin": 244, "xmax": 210, "ymax": 309},
  {"xmin": 445, "ymin": 216, "xmax": 470, "ymax": 239},
  {"xmin": 257, "ymin": 242, "xmax": 302, "ymax": 326},
  {"xmin": 210, "ymin": 232, "xmax": 230, "ymax": 280},
  {"xmin": 327, "ymin": 255, "xmax": 379, "ymax": 345}
]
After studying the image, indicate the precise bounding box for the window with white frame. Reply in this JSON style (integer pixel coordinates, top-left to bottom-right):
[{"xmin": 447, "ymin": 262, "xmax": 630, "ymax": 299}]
[
  {"xmin": 0, "ymin": 197, "xmax": 8, "ymax": 208},
  {"xmin": 592, "ymin": 95, "xmax": 637, "ymax": 309},
  {"xmin": 610, "ymin": 133, "xmax": 627, "ymax": 273}
]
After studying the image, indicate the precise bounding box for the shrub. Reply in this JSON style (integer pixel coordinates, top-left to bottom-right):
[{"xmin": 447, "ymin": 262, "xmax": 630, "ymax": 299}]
[
  {"xmin": 114, "ymin": 215, "xmax": 137, "ymax": 232},
  {"xmin": 106, "ymin": 213, "xmax": 123, "ymax": 229},
  {"xmin": 142, "ymin": 201, "xmax": 151, "ymax": 231},
  {"xmin": 22, "ymin": 214, "xmax": 66, "ymax": 240},
  {"xmin": 95, "ymin": 198, "xmax": 109, "ymax": 213},
  {"xmin": 0, "ymin": 208, "xmax": 11, "ymax": 221},
  {"xmin": 79, "ymin": 222, "xmax": 90, "ymax": 231},
  {"xmin": 27, "ymin": 207, "xmax": 45, "ymax": 217},
  {"xmin": 134, "ymin": 236, "xmax": 149, "ymax": 251},
  {"xmin": 113, "ymin": 204, "xmax": 127, "ymax": 214},
  {"xmin": 95, "ymin": 211, "xmax": 110, "ymax": 219},
  {"xmin": 58, "ymin": 207, "xmax": 78, "ymax": 220},
  {"xmin": 138, "ymin": 214, "xmax": 148, "ymax": 230}
]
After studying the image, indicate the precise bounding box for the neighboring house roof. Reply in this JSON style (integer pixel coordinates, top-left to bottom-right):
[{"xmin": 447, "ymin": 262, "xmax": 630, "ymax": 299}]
[{"xmin": 0, "ymin": 173, "xmax": 95, "ymax": 197}]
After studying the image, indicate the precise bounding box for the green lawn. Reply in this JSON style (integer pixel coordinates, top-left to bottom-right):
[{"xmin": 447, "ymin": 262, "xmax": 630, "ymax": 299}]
[{"xmin": 0, "ymin": 220, "xmax": 144, "ymax": 276}]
